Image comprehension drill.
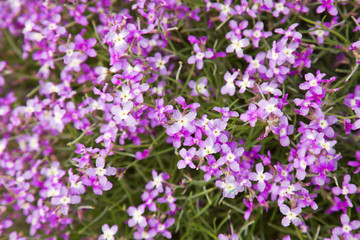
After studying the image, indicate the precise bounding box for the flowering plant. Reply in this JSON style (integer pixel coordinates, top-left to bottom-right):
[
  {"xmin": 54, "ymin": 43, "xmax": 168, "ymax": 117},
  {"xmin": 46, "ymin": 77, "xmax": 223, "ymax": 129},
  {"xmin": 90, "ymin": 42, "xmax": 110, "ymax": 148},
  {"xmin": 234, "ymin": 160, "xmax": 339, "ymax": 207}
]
[{"xmin": 1, "ymin": 0, "xmax": 360, "ymax": 239}]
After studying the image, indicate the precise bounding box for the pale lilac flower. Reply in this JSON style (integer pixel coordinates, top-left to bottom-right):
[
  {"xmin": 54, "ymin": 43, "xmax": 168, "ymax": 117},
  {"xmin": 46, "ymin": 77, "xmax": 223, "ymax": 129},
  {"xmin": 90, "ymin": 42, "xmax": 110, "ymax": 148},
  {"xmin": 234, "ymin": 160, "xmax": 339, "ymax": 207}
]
[
  {"xmin": 275, "ymin": 23, "xmax": 302, "ymax": 41},
  {"xmin": 85, "ymin": 157, "xmax": 116, "ymax": 183},
  {"xmin": 332, "ymin": 214, "xmax": 360, "ymax": 239},
  {"xmin": 273, "ymin": 0, "xmax": 290, "ymax": 17},
  {"xmin": 279, "ymin": 205, "xmax": 302, "ymax": 227},
  {"xmin": 51, "ymin": 187, "xmax": 80, "ymax": 215},
  {"xmin": 235, "ymin": 73, "xmax": 254, "ymax": 93},
  {"xmin": 188, "ymin": 78, "xmax": 209, "ymax": 97},
  {"xmin": 145, "ymin": 170, "xmax": 169, "ymax": 193},
  {"xmin": 221, "ymin": 71, "xmax": 238, "ymax": 96},
  {"xmin": 258, "ymin": 98, "xmax": 283, "ymax": 119},
  {"xmin": 271, "ymin": 115, "xmax": 294, "ymax": 146},
  {"xmin": 243, "ymin": 21, "xmax": 272, "ymax": 48},
  {"xmin": 127, "ymin": 205, "xmax": 147, "ymax": 228},
  {"xmin": 260, "ymin": 81, "xmax": 282, "ymax": 96},
  {"xmin": 218, "ymin": 233, "xmax": 239, "ymax": 240},
  {"xmin": 332, "ymin": 175, "xmax": 357, "ymax": 207},
  {"xmin": 244, "ymin": 52, "xmax": 267, "ymax": 74},
  {"xmin": 299, "ymin": 71, "xmax": 325, "ymax": 95},
  {"xmin": 248, "ymin": 163, "xmax": 272, "ymax": 192},
  {"xmin": 215, "ymin": 175, "xmax": 244, "ymax": 198},
  {"xmin": 148, "ymin": 218, "xmax": 175, "ymax": 239},
  {"xmin": 98, "ymin": 224, "xmax": 118, "ymax": 240},
  {"xmin": 226, "ymin": 36, "xmax": 250, "ymax": 58},
  {"xmin": 212, "ymin": 0, "xmax": 235, "ymax": 22},
  {"xmin": 166, "ymin": 110, "xmax": 197, "ymax": 135},
  {"xmin": 187, "ymin": 44, "xmax": 214, "ymax": 70},
  {"xmin": 177, "ymin": 147, "xmax": 197, "ymax": 169}
]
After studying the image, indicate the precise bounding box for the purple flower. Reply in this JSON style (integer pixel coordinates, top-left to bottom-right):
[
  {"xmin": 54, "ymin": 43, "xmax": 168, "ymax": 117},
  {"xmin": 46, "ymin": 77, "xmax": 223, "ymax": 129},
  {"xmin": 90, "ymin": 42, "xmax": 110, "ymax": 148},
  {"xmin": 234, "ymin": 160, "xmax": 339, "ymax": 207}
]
[
  {"xmin": 74, "ymin": 33, "xmax": 97, "ymax": 57},
  {"xmin": 200, "ymin": 155, "xmax": 223, "ymax": 182},
  {"xmin": 249, "ymin": 163, "xmax": 272, "ymax": 192},
  {"xmin": 317, "ymin": 0, "xmax": 338, "ymax": 16},
  {"xmin": 279, "ymin": 204, "xmax": 302, "ymax": 227},
  {"xmin": 273, "ymin": 0, "xmax": 290, "ymax": 17},
  {"xmin": 226, "ymin": 36, "xmax": 250, "ymax": 58},
  {"xmin": 215, "ymin": 175, "xmax": 244, "ymax": 198},
  {"xmin": 177, "ymin": 147, "xmax": 197, "ymax": 169},
  {"xmin": 226, "ymin": 20, "xmax": 248, "ymax": 39},
  {"xmin": 271, "ymin": 116, "xmax": 294, "ymax": 146},
  {"xmin": 98, "ymin": 224, "xmax": 118, "ymax": 240},
  {"xmin": 51, "ymin": 187, "xmax": 80, "ymax": 215},
  {"xmin": 235, "ymin": 73, "xmax": 254, "ymax": 93},
  {"xmin": 212, "ymin": 0, "xmax": 235, "ymax": 22},
  {"xmin": 217, "ymin": 144, "xmax": 244, "ymax": 172},
  {"xmin": 157, "ymin": 186, "xmax": 177, "ymax": 211},
  {"xmin": 240, "ymin": 103, "xmax": 260, "ymax": 127},
  {"xmin": 332, "ymin": 175, "xmax": 357, "ymax": 207},
  {"xmin": 148, "ymin": 218, "xmax": 175, "ymax": 239},
  {"xmin": 218, "ymin": 233, "xmax": 239, "ymax": 240},
  {"xmin": 257, "ymin": 98, "xmax": 283, "ymax": 119},
  {"xmin": 141, "ymin": 190, "xmax": 159, "ymax": 212},
  {"xmin": 187, "ymin": 43, "xmax": 214, "ymax": 70},
  {"xmin": 68, "ymin": 169, "xmax": 86, "ymax": 195},
  {"xmin": 348, "ymin": 151, "xmax": 360, "ymax": 174},
  {"xmin": 188, "ymin": 77, "xmax": 209, "ymax": 97},
  {"xmin": 244, "ymin": 52, "xmax": 267, "ymax": 75},
  {"xmin": 309, "ymin": 23, "xmax": 329, "ymax": 45},
  {"xmin": 310, "ymin": 155, "xmax": 337, "ymax": 186},
  {"xmin": 275, "ymin": 23, "xmax": 302, "ymax": 41},
  {"xmin": 260, "ymin": 81, "xmax": 282, "ymax": 97},
  {"xmin": 166, "ymin": 110, "xmax": 197, "ymax": 135},
  {"xmin": 243, "ymin": 21, "xmax": 272, "ymax": 48},
  {"xmin": 127, "ymin": 205, "xmax": 147, "ymax": 228},
  {"xmin": 221, "ymin": 71, "xmax": 238, "ymax": 96},
  {"xmin": 85, "ymin": 157, "xmax": 116, "ymax": 182},
  {"xmin": 332, "ymin": 214, "xmax": 360, "ymax": 239},
  {"xmin": 299, "ymin": 71, "xmax": 325, "ymax": 95},
  {"xmin": 147, "ymin": 53, "xmax": 170, "ymax": 75},
  {"xmin": 69, "ymin": 4, "xmax": 88, "ymax": 26},
  {"xmin": 145, "ymin": 170, "xmax": 169, "ymax": 193}
]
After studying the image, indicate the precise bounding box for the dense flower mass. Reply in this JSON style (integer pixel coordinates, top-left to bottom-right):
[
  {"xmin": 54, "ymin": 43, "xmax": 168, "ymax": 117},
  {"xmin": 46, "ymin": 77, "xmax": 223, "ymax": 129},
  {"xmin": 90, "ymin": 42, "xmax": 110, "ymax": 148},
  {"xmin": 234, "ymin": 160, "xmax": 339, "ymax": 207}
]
[{"xmin": 1, "ymin": 0, "xmax": 360, "ymax": 239}]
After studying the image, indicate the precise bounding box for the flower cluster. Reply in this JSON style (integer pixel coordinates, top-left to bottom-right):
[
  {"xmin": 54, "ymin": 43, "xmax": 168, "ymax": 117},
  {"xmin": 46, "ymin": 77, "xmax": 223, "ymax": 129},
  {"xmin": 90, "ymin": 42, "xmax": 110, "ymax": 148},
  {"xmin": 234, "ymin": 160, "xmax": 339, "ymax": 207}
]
[{"xmin": 0, "ymin": 0, "xmax": 360, "ymax": 239}]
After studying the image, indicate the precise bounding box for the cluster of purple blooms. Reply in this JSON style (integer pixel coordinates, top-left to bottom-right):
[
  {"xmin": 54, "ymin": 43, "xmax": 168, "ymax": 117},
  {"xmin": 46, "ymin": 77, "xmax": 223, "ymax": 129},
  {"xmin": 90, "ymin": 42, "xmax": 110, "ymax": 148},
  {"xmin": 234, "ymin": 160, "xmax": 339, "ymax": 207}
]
[
  {"xmin": 125, "ymin": 170, "xmax": 177, "ymax": 240},
  {"xmin": 1, "ymin": 0, "xmax": 360, "ymax": 239}
]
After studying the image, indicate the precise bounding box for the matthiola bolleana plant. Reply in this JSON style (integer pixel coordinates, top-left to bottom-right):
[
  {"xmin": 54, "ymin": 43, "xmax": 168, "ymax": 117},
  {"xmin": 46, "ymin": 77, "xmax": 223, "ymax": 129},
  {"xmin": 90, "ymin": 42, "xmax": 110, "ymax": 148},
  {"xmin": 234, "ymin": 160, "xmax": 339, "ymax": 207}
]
[{"xmin": 1, "ymin": 0, "xmax": 360, "ymax": 239}]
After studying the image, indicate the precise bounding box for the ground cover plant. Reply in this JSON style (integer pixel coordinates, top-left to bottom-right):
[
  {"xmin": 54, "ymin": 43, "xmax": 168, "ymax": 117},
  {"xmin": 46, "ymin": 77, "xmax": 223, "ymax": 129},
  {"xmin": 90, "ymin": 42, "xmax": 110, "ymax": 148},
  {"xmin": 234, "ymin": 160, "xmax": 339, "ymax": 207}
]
[{"xmin": 1, "ymin": 0, "xmax": 360, "ymax": 239}]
